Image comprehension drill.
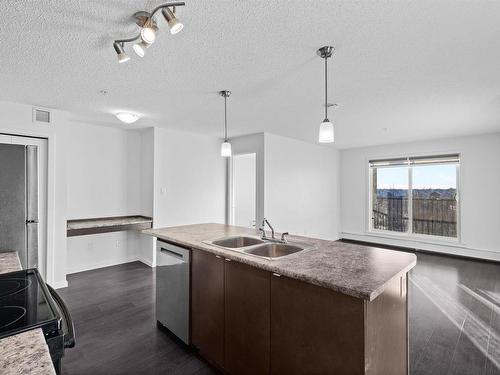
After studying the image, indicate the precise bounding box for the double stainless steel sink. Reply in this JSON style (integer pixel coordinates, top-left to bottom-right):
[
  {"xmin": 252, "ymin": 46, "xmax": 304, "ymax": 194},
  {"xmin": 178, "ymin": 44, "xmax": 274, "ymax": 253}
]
[{"xmin": 205, "ymin": 236, "xmax": 308, "ymax": 260}]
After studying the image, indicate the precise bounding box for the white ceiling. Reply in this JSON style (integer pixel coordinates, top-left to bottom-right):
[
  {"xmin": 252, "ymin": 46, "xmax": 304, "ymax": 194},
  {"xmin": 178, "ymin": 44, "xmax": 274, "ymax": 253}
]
[{"xmin": 1, "ymin": 0, "xmax": 500, "ymax": 148}]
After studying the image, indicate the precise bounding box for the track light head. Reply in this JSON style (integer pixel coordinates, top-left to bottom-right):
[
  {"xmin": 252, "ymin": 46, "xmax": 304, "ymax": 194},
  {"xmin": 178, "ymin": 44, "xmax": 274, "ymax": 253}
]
[
  {"xmin": 140, "ymin": 25, "xmax": 157, "ymax": 44},
  {"xmin": 113, "ymin": 42, "xmax": 130, "ymax": 63},
  {"xmin": 133, "ymin": 41, "xmax": 151, "ymax": 57},
  {"xmin": 162, "ymin": 8, "xmax": 183, "ymax": 35}
]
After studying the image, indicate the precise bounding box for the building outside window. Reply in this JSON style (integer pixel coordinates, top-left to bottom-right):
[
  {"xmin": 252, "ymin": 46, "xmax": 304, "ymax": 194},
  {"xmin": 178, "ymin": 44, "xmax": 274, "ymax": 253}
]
[{"xmin": 369, "ymin": 154, "xmax": 459, "ymax": 238}]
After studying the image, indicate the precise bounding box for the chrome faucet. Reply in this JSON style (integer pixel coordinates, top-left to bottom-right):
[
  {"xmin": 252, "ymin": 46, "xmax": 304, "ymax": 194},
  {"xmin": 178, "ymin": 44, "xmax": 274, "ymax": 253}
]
[
  {"xmin": 280, "ymin": 232, "xmax": 289, "ymax": 243},
  {"xmin": 260, "ymin": 219, "xmax": 288, "ymax": 243},
  {"xmin": 260, "ymin": 218, "xmax": 275, "ymax": 240}
]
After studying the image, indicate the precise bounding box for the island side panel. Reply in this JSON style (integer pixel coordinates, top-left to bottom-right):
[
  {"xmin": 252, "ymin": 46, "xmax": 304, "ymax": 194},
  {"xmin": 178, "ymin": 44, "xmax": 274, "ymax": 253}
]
[
  {"xmin": 191, "ymin": 249, "xmax": 225, "ymax": 369},
  {"xmin": 270, "ymin": 274, "xmax": 365, "ymax": 375},
  {"xmin": 224, "ymin": 260, "xmax": 271, "ymax": 375},
  {"xmin": 364, "ymin": 274, "xmax": 408, "ymax": 375}
]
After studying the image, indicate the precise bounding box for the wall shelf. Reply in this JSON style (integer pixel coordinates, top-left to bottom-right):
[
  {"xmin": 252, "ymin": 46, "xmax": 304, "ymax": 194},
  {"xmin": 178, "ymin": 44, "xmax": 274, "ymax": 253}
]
[{"xmin": 66, "ymin": 215, "xmax": 153, "ymax": 237}]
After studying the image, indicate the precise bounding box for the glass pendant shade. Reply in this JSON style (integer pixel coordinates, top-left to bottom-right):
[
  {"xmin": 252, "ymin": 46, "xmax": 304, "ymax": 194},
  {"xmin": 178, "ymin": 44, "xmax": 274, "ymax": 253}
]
[
  {"xmin": 221, "ymin": 141, "xmax": 232, "ymax": 157},
  {"xmin": 319, "ymin": 119, "xmax": 334, "ymax": 143}
]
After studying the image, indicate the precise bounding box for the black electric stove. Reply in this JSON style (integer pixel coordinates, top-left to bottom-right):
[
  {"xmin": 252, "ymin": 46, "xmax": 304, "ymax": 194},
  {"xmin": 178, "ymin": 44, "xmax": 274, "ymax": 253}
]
[{"xmin": 0, "ymin": 268, "xmax": 61, "ymax": 340}]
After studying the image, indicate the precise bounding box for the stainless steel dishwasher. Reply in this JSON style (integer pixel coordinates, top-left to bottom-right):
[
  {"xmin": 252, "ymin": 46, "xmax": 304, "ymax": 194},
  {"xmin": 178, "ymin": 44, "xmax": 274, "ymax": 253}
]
[{"xmin": 155, "ymin": 240, "xmax": 190, "ymax": 344}]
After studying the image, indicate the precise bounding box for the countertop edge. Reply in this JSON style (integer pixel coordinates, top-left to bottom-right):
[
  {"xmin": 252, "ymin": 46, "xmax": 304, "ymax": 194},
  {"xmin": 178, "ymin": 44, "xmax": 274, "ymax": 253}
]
[{"xmin": 145, "ymin": 229, "xmax": 417, "ymax": 301}]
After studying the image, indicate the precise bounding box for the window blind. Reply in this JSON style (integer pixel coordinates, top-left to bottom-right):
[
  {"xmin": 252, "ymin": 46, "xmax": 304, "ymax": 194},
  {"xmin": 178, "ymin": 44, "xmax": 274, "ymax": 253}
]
[{"xmin": 369, "ymin": 154, "xmax": 459, "ymax": 167}]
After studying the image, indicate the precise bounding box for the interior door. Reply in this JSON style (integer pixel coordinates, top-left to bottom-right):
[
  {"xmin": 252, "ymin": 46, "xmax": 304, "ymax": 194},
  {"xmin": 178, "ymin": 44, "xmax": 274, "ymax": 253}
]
[
  {"xmin": 0, "ymin": 144, "xmax": 27, "ymax": 267},
  {"xmin": 26, "ymin": 145, "xmax": 38, "ymax": 269}
]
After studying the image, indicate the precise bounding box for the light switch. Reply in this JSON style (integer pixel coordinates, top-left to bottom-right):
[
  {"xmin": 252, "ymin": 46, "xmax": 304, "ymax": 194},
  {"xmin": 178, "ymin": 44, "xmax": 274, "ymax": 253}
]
[{"xmin": 160, "ymin": 187, "xmax": 167, "ymax": 194}]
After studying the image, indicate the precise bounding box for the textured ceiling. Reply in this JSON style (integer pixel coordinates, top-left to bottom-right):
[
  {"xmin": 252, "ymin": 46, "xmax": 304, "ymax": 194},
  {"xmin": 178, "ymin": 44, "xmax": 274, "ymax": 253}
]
[{"xmin": 1, "ymin": 0, "xmax": 500, "ymax": 148}]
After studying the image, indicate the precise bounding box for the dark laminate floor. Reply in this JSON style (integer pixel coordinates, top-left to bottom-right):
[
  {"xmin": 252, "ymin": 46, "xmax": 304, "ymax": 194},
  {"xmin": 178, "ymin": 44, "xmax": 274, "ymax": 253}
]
[{"xmin": 58, "ymin": 252, "xmax": 500, "ymax": 375}]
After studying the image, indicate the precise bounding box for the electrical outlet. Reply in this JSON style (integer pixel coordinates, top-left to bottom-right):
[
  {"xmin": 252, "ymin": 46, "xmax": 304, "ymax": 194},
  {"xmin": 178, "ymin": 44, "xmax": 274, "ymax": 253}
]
[
  {"xmin": 160, "ymin": 187, "xmax": 167, "ymax": 195},
  {"xmin": 115, "ymin": 240, "xmax": 120, "ymax": 248}
]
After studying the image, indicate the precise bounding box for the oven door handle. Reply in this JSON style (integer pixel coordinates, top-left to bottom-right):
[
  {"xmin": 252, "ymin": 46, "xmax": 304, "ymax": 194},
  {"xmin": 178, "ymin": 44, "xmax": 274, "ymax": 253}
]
[{"xmin": 46, "ymin": 283, "xmax": 76, "ymax": 349}]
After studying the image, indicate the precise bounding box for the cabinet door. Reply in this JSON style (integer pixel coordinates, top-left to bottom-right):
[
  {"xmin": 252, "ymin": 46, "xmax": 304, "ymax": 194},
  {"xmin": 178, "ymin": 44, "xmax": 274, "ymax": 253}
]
[
  {"xmin": 191, "ymin": 250, "xmax": 225, "ymax": 367},
  {"xmin": 224, "ymin": 259, "xmax": 270, "ymax": 375},
  {"xmin": 271, "ymin": 274, "xmax": 365, "ymax": 375}
]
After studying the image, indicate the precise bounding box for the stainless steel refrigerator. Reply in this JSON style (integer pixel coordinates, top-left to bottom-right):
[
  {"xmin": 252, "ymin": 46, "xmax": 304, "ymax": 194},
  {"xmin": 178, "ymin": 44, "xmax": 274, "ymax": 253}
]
[{"xmin": 0, "ymin": 143, "xmax": 38, "ymax": 269}]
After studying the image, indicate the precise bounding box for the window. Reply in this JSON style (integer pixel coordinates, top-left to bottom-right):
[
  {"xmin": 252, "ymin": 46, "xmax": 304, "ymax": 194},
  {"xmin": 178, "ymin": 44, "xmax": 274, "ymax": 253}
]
[{"xmin": 369, "ymin": 154, "xmax": 459, "ymax": 238}]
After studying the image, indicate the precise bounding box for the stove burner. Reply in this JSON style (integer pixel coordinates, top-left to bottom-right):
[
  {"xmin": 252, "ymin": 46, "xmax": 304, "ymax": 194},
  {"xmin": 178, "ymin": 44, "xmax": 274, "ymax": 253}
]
[
  {"xmin": 0, "ymin": 306, "xmax": 27, "ymax": 329},
  {"xmin": 0, "ymin": 278, "xmax": 32, "ymax": 299}
]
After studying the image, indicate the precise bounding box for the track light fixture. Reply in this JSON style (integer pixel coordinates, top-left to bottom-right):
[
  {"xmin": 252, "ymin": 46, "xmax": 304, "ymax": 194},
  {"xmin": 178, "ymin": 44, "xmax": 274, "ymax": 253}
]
[{"xmin": 113, "ymin": 2, "xmax": 185, "ymax": 63}]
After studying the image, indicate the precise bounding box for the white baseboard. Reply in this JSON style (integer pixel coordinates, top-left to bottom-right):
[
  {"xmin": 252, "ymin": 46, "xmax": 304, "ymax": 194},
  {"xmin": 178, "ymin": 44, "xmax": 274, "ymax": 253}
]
[
  {"xmin": 66, "ymin": 256, "xmax": 140, "ymax": 275},
  {"xmin": 341, "ymin": 232, "xmax": 500, "ymax": 262},
  {"xmin": 50, "ymin": 279, "xmax": 68, "ymax": 289},
  {"xmin": 138, "ymin": 256, "xmax": 155, "ymax": 268}
]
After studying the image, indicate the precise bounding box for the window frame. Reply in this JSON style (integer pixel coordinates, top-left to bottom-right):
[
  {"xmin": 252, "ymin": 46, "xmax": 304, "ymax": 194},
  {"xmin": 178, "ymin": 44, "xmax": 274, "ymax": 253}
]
[{"xmin": 367, "ymin": 153, "xmax": 461, "ymax": 244}]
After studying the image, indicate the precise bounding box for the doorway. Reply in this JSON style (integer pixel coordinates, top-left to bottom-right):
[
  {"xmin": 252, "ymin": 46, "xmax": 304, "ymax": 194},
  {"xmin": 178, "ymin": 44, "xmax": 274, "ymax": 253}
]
[
  {"xmin": 0, "ymin": 134, "xmax": 48, "ymax": 279},
  {"xmin": 231, "ymin": 153, "xmax": 257, "ymax": 228}
]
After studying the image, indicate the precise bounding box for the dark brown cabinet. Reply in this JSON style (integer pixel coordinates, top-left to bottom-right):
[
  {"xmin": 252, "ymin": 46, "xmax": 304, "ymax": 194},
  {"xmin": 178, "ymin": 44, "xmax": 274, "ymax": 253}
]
[
  {"xmin": 224, "ymin": 259, "xmax": 270, "ymax": 375},
  {"xmin": 270, "ymin": 273, "xmax": 365, "ymax": 374},
  {"xmin": 190, "ymin": 249, "xmax": 408, "ymax": 375},
  {"xmin": 270, "ymin": 273, "xmax": 408, "ymax": 375},
  {"xmin": 191, "ymin": 250, "xmax": 225, "ymax": 368}
]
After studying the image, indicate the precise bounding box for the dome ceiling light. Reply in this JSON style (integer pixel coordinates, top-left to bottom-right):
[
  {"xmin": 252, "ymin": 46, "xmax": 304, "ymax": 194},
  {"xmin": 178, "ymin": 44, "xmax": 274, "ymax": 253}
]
[
  {"xmin": 112, "ymin": 2, "xmax": 185, "ymax": 63},
  {"xmin": 317, "ymin": 46, "xmax": 336, "ymax": 143},
  {"xmin": 116, "ymin": 112, "xmax": 141, "ymax": 124}
]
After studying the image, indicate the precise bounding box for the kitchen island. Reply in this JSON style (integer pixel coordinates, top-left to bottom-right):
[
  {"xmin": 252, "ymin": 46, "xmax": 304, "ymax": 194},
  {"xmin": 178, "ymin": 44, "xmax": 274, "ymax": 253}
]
[{"xmin": 145, "ymin": 223, "xmax": 417, "ymax": 375}]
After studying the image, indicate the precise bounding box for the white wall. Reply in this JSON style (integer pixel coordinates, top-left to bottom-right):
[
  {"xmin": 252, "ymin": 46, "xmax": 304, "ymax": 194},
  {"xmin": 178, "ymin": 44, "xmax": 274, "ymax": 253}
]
[
  {"xmin": 229, "ymin": 133, "xmax": 341, "ymax": 240},
  {"xmin": 65, "ymin": 122, "xmax": 144, "ymax": 274},
  {"xmin": 132, "ymin": 128, "xmax": 155, "ymax": 266},
  {"xmin": 232, "ymin": 153, "xmax": 257, "ymax": 227},
  {"xmin": 228, "ymin": 133, "xmax": 265, "ymax": 225},
  {"xmin": 65, "ymin": 124, "xmax": 141, "ymax": 218},
  {"xmin": 340, "ymin": 132, "xmax": 500, "ymax": 261},
  {"xmin": 264, "ymin": 133, "xmax": 340, "ymax": 240},
  {"xmin": 0, "ymin": 101, "xmax": 67, "ymax": 288},
  {"xmin": 153, "ymin": 128, "xmax": 226, "ymax": 228}
]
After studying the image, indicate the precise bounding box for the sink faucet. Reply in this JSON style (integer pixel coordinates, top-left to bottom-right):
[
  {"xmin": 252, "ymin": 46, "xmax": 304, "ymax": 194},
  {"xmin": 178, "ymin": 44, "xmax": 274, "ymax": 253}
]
[
  {"xmin": 260, "ymin": 219, "xmax": 288, "ymax": 243},
  {"xmin": 260, "ymin": 218, "xmax": 275, "ymax": 240},
  {"xmin": 280, "ymin": 232, "xmax": 289, "ymax": 243}
]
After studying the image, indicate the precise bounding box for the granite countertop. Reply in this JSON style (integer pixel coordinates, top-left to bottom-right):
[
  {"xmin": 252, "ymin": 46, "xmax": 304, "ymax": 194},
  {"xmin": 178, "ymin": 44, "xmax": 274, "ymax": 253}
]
[
  {"xmin": 67, "ymin": 215, "xmax": 152, "ymax": 230},
  {"xmin": 0, "ymin": 252, "xmax": 56, "ymax": 375},
  {"xmin": 144, "ymin": 223, "xmax": 417, "ymax": 301}
]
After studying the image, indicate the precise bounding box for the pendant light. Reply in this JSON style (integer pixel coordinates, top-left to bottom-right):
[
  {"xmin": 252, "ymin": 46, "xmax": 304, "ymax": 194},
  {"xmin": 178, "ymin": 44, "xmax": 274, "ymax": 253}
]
[
  {"xmin": 317, "ymin": 46, "xmax": 335, "ymax": 143},
  {"xmin": 220, "ymin": 90, "xmax": 232, "ymax": 157}
]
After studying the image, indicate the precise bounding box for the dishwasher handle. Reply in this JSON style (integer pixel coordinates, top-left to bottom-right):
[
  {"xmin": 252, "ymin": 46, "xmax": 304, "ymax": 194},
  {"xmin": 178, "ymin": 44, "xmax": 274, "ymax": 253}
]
[
  {"xmin": 157, "ymin": 241, "xmax": 191, "ymax": 263},
  {"xmin": 160, "ymin": 248, "xmax": 187, "ymax": 260}
]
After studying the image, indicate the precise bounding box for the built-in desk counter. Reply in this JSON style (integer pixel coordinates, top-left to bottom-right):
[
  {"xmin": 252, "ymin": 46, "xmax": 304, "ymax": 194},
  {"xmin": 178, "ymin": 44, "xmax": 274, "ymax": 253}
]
[{"xmin": 67, "ymin": 215, "xmax": 152, "ymax": 237}]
